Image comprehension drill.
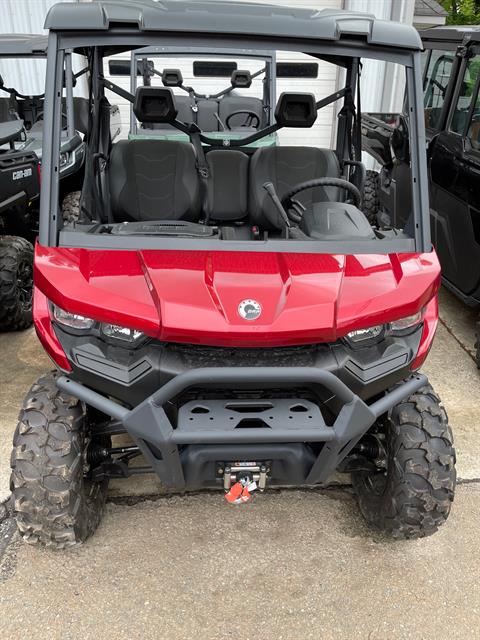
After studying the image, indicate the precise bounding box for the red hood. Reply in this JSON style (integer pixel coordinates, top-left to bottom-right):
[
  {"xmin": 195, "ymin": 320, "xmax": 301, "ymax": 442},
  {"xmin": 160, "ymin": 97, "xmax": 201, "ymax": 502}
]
[{"xmin": 35, "ymin": 246, "xmax": 440, "ymax": 347}]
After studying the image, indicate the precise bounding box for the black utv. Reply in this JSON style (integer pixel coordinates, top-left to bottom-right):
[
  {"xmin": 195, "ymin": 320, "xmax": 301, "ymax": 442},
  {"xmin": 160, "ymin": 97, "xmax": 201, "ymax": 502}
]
[
  {"xmin": 362, "ymin": 25, "xmax": 480, "ymax": 361},
  {"xmin": 0, "ymin": 34, "xmax": 87, "ymax": 330}
]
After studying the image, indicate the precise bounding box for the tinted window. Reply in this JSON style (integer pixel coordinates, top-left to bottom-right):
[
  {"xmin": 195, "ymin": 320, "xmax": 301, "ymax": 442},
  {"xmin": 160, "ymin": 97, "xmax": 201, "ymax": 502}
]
[
  {"xmin": 467, "ymin": 90, "xmax": 480, "ymax": 150},
  {"xmin": 109, "ymin": 59, "xmax": 142, "ymax": 76},
  {"xmin": 450, "ymin": 54, "xmax": 480, "ymax": 138},
  {"xmin": 423, "ymin": 49, "xmax": 454, "ymax": 131},
  {"xmin": 193, "ymin": 61, "xmax": 237, "ymax": 77},
  {"xmin": 276, "ymin": 63, "xmax": 318, "ymax": 78}
]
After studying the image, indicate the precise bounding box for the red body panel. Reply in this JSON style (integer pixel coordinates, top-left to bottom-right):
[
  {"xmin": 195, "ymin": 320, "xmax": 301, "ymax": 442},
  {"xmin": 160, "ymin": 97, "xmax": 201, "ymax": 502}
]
[{"xmin": 34, "ymin": 244, "xmax": 440, "ymax": 359}]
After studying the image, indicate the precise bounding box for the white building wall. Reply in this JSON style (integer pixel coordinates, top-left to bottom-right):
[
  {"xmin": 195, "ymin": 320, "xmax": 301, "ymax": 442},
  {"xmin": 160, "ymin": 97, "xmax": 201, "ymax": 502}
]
[{"xmin": 0, "ymin": 0, "xmax": 80, "ymax": 95}]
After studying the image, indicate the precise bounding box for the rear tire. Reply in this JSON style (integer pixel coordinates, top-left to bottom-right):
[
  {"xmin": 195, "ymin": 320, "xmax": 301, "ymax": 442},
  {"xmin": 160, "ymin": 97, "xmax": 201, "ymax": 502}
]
[
  {"xmin": 363, "ymin": 170, "xmax": 380, "ymax": 225},
  {"xmin": 0, "ymin": 236, "xmax": 33, "ymax": 332},
  {"xmin": 10, "ymin": 372, "xmax": 109, "ymax": 549},
  {"xmin": 61, "ymin": 191, "xmax": 81, "ymax": 226},
  {"xmin": 352, "ymin": 382, "xmax": 456, "ymax": 539},
  {"xmin": 474, "ymin": 319, "xmax": 480, "ymax": 369}
]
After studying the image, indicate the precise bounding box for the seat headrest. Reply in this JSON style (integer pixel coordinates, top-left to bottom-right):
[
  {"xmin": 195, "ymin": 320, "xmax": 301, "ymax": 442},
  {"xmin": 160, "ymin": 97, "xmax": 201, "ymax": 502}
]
[
  {"xmin": 133, "ymin": 87, "xmax": 178, "ymax": 124},
  {"xmin": 274, "ymin": 93, "xmax": 317, "ymax": 128},
  {"xmin": 162, "ymin": 68, "xmax": 183, "ymax": 87},
  {"xmin": 231, "ymin": 70, "xmax": 252, "ymax": 89}
]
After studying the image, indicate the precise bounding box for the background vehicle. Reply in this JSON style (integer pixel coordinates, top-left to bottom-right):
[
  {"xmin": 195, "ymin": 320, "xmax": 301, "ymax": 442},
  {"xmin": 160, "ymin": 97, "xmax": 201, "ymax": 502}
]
[
  {"xmin": 10, "ymin": 0, "xmax": 455, "ymax": 549},
  {"xmin": 362, "ymin": 25, "xmax": 480, "ymax": 363},
  {"xmin": 0, "ymin": 118, "xmax": 37, "ymax": 330},
  {"xmin": 0, "ymin": 34, "xmax": 87, "ymax": 330}
]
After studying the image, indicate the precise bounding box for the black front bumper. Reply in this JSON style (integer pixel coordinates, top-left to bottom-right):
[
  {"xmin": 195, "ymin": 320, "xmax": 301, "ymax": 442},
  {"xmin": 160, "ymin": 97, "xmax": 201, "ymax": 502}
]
[{"xmin": 56, "ymin": 367, "xmax": 426, "ymax": 490}]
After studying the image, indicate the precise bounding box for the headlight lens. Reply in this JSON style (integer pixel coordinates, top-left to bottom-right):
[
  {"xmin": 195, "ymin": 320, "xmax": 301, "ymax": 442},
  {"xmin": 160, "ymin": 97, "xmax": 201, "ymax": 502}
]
[
  {"xmin": 389, "ymin": 310, "xmax": 424, "ymax": 335},
  {"xmin": 52, "ymin": 304, "xmax": 95, "ymax": 330},
  {"xmin": 346, "ymin": 325, "xmax": 384, "ymax": 344},
  {"xmin": 346, "ymin": 310, "xmax": 424, "ymax": 346},
  {"xmin": 59, "ymin": 152, "xmax": 70, "ymax": 168},
  {"xmin": 52, "ymin": 304, "xmax": 145, "ymax": 344},
  {"xmin": 101, "ymin": 323, "xmax": 145, "ymax": 343}
]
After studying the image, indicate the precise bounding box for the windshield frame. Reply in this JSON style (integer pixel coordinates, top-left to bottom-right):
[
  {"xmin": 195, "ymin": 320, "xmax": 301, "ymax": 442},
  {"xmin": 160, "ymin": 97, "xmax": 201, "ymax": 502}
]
[{"xmin": 39, "ymin": 30, "xmax": 431, "ymax": 255}]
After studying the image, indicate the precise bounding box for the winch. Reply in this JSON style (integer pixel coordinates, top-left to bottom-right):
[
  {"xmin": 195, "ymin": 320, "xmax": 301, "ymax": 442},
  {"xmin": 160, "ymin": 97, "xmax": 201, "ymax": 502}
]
[{"xmin": 218, "ymin": 461, "xmax": 270, "ymax": 491}]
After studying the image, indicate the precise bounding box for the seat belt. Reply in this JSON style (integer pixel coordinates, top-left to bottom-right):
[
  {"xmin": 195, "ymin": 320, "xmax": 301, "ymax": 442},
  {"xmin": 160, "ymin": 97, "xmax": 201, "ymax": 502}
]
[
  {"xmin": 187, "ymin": 88, "xmax": 199, "ymax": 123},
  {"xmin": 98, "ymin": 97, "xmax": 113, "ymax": 223},
  {"xmin": 189, "ymin": 126, "xmax": 210, "ymax": 222},
  {"xmin": 354, "ymin": 63, "xmax": 363, "ymax": 163}
]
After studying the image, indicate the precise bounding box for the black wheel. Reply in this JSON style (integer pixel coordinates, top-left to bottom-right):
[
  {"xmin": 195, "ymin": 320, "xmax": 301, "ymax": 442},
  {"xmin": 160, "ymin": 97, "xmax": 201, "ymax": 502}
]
[
  {"xmin": 363, "ymin": 169, "xmax": 379, "ymax": 225},
  {"xmin": 474, "ymin": 318, "xmax": 480, "ymax": 369},
  {"xmin": 61, "ymin": 191, "xmax": 81, "ymax": 226},
  {"xmin": 352, "ymin": 382, "xmax": 456, "ymax": 539},
  {"xmin": 0, "ymin": 236, "xmax": 34, "ymax": 332},
  {"xmin": 10, "ymin": 372, "xmax": 109, "ymax": 549}
]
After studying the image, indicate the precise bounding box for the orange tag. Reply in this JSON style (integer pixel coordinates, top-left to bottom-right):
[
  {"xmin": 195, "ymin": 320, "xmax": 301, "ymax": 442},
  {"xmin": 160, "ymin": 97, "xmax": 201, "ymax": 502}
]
[
  {"xmin": 240, "ymin": 486, "xmax": 251, "ymax": 503},
  {"xmin": 224, "ymin": 482, "xmax": 254, "ymax": 504},
  {"xmin": 225, "ymin": 482, "xmax": 244, "ymax": 504}
]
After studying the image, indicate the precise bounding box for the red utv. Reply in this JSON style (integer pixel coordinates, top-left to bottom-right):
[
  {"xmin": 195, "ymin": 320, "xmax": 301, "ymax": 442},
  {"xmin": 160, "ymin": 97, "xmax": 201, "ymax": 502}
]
[{"xmin": 10, "ymin": 0, "xmax": 455, "ymax": 548}]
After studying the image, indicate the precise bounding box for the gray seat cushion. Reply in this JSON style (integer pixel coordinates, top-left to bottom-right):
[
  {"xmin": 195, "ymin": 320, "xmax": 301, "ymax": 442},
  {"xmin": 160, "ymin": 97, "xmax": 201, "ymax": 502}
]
[
  {"xmin": 174, "ymin": 95, "xmax": 196, "ymax": 125},
  {"xmin": 249, "ymin": 146, "xmax": 341, "ymax": 229},
  {"xmin": 148, "ymin": 95, "xmax": 196, "ymax": 131},
  {"xmin": 109, "ymin": 139, "xmax": 201, "ymax": 222},
  {"xmin": 197, "ymin": 99, "xmax": 220, "ymax": 132},
  {"xmin": 0, "ymin": 97, "xmax": 19, "ymax": 122},
  {"xmin": 206, "ymin": 150, "xmax": 249, "ymax": 221},
  {"xmin": 58, "ymin": 97, "xmax": 89, "ymax": 134}
]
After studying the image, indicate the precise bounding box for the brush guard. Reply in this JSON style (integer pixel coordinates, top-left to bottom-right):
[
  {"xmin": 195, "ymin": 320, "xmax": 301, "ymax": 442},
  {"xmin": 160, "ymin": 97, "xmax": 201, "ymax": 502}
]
[{"xmin": 57, "ymin": 368, "xmax": 426, "ymax": 489}]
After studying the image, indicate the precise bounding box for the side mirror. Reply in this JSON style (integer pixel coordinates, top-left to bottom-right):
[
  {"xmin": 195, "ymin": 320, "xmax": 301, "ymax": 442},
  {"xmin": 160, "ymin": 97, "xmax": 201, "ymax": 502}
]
[{"xmin": 0, "ymin": 75, "xmax": 3, "ymax": 87}]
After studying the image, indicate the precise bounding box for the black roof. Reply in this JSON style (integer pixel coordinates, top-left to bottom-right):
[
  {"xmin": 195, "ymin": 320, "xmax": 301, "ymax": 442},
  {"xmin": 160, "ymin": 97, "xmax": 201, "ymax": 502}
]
[
  {"xmin": 0, "ymin": 34, "xmax": 47, "ymax": 56},
  {"xmin": 420, "ymin": 24, "xmax": 480, "ymax": 44},
  {"xmin": 45, "ymin": 0, "xmax": 422, "ymax": 50},
  {"xmin": 414, "ymin": 0, "xmax": 447, "ymax": 18}
]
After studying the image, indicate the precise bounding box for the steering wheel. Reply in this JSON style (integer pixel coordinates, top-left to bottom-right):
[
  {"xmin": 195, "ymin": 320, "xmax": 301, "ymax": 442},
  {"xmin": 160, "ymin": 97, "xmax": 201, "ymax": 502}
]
[
  {"xmin": 281, "ymin": 178, "xmax": 362, "ymax": 213},
  {"xmin": 226, "ymin": 110, "xmax": 261, "ymax": 130}
]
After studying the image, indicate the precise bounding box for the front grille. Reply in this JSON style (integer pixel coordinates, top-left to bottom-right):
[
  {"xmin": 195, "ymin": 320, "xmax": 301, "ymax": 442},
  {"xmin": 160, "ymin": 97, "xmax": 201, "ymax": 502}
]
[{"xmin": 162, "ymin": 342, "xmax": 326, "ymax": 368}]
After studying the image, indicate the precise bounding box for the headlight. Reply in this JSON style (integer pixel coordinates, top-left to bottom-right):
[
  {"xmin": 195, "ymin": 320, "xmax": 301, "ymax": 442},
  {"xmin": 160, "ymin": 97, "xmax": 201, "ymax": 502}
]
[
  {"xmin": 389, "ymin": 310, "xmax": 424, "ymax": 335},
  {"xmin": 346, "ymin": 325, "xmax": 384, "ymax": 345},
  {"xmin": 52, "ymin": 304, "xmax": 95, "ymax": 330},
  {"xmin": 101, "ymin": 323, "xmax": 145, "ymax": 344},
  {"xmin": 59, "ymin": 152, "xmax": 70, "ymax": 168},
  {"xmin": 345, "ymin": 310, "xmax": 424, "ymax": 346},
  {"xmin": 52, "ymin": 304, "xmax": 146, "ymax": 344}
]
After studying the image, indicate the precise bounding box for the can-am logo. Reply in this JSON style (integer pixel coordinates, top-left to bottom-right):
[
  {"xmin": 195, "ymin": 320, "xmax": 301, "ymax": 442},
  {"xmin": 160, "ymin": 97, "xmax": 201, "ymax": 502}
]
[
  {"xmin": 12, "ymin": 168, "xmax": 32, "ymax": 181},
  {"xmin": 238, "ymin": 299, "xmax": 262, "ymax": 321}
]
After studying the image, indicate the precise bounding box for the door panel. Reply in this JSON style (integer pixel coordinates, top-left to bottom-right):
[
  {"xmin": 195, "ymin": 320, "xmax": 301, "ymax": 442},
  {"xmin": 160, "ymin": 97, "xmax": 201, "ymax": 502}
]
[{"xmin": 428, "ymin": 52, "xmax": 480, "ymax": 297}]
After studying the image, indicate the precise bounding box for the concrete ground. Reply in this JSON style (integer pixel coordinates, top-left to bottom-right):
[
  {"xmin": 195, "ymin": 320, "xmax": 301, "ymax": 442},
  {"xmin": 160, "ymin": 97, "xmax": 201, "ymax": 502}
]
[{"xmin": 0, "ymin": 286, "xmax": 479, "ymax": 638}]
